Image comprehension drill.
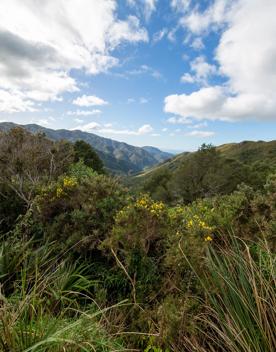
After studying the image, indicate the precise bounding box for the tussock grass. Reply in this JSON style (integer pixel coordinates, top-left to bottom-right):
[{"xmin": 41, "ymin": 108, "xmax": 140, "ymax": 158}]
[
  {"xmin": 0, "ymin": 236, "xmax": 125, "ymax": 352},
  {"xmin": 182, "ymin": 235, "xmax": 276, "ymax": 352}
]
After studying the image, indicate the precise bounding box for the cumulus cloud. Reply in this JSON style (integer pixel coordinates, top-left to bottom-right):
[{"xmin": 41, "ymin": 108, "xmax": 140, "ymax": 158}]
[
  {"xmin": 181, "ymin": 56, "xmax": 217, "ymax": 84},
  {"xmin": 0, "ymin": 0, "xmax": 148, "ymax": 112},
  {"xmin": 0, "ymin": 89, "xmax": 36, "ymax": 113},
  {"xmin": 165, "ymin": 0, "xmax": 276, "ymax": 122},
  {"xmin": 73, "ymin": 95, "xmax": 108, "ymax": 107},
  {"xmin": 72, "ymin": 122, "xmax": 153, "ymax": 136},
  {"xmin": 137, "ymin": 124, "xmax": 153, "ymax": 134}
]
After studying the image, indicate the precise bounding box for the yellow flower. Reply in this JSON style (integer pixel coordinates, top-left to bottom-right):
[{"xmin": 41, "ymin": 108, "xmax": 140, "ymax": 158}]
[
  {"xmin": 56, "ymin": 187, "xmax": 63, "ymax": 198},
  {"xmin": 204, "ymin": 235, "xmax": 213, "ymax": 242},
  {"xmin": 63, "ymin": 176, "xmax": 77, "ymax": 188}
]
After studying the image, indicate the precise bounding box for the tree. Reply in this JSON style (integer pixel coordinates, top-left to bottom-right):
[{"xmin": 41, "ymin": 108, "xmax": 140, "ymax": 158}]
[
  {"xmin": 74, "ymin": 140, "xmax": 105, "ymax": 174},
  {"xmin": 172, "ymin": 144, "xmax": 221, "ymax": 203}
]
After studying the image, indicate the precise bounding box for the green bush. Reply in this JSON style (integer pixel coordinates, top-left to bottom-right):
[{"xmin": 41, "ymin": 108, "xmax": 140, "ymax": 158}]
[{"xmin": 18, "ymin": 162, "xmax": 126, "ymax": 255}]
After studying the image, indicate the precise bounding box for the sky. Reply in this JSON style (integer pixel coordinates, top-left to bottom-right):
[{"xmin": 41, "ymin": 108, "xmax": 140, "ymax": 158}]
[{"xmin": 0, "ymin": 0, "xmax": 275, "ymax": 151}]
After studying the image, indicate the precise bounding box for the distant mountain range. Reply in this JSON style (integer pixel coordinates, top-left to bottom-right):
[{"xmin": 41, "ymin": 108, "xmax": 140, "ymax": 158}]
[{"xmin": 0, "ymin": 122, "xmax": 172, "ymax": 175}]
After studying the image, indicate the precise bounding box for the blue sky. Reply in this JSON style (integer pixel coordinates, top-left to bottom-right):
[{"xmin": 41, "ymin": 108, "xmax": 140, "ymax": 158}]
[{"xmin": 0, "ymin": 0, "xmax": 275, "ymax": 151}]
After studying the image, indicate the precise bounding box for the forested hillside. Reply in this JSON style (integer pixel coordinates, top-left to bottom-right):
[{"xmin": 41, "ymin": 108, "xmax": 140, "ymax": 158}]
[{"xmin": 0, "ymin": 128, "xmax": 275, "ymax": 352}]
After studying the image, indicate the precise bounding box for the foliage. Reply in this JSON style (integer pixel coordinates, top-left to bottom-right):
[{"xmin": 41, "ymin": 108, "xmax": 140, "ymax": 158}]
[
  {"xmin": 134, "ymin": 142, "xmax": 276, "ymax": 204},
  {"xmin": 74, "ymin": 140, "xmax": 105, "ymax": 174},
  {"xmin": 0, "ymin": 127, "xmax": 74, "ymax": 207},
  {"xmin": 0, "ymin": 236, "xmax": 123, "ymax": 352},
  {"xmin": 19, "ymin": 162, "xmax": 127, "ymax": 255},
  {"xmin": 185, "ymin": 238, "xmax": 276, "ymax": 352},
  {"xmin": 0, "ymin": 131, "xmax": 275, "ymax": 351}
]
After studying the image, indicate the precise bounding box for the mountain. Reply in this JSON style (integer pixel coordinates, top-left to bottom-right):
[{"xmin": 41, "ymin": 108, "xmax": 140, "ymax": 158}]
[
  {"xmin": 128, "ymin": 140, "xmax": 276, "ymax": 201},
  {"xmin": 0, "ymin": 122, "xmax": 172, "ymax": 175},
  {"xmin": 141, "ymin": 146, "xmax": 173, "ymax": 163}
]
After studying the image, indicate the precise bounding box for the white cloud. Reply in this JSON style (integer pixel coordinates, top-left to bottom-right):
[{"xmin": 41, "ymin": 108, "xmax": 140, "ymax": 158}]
[
  {"xmin": 137, "ymin": 124, "xmax": 153, "ymax": 134},
  {"xmin": 127, "ymin": 64, "xmax": 162, "ymax": 79},
  {"xmin": 126, "ymin": 0, "xmax": 157, "ymax": 21},
  {"xmin": 162, "ymin": 127, "xmax": 168, "ymax": 132},
  {"xmin": 144, "ymin": 0, "xmax": 158, "ymax": 20},
  {"xmin": 108, "ymin": 15, "xmax": 148, "ymax": 47},
  {"xmin": 0, "ymin": 0, "xmax": 148, "ymax": 112},
  {"xmin": 72, "ymin": 122, "xmax": 153, "ymax": 136},
  {"xmin": 188, "ymin": 122, "xmax": 208, "ymax": 129},
  {"xmin": 180, "ymin": 0, "xmax": 232, "ymax": 34},
  {"xmin": 186, "ymin": 130, "xmax": 215, "ymax": 137},
  {"xmin": 73, "ymin": 122, "xmax": 101, "ymax": 132},
  {"xmin": 0, "ymin": 89, "xmax": 36, "ymax": 113},
  {"xmin": 165, "ymin": 86, "xmax": 228, "ymax": 121},
  {"xmin": 67, "ymin": 109, "xmax": 102, "ymax": 116},
  {"xmin": 166, "ymin": 0, "xmax": 276, "ymax": 122},
  {"xmin": 167, "ymin": 116, "xmax": 192, "ymax": 124},
  {"xmin": 180, "ymin": 73, "xmax": 195, "ymax": 84},
  {"xmin": 191, "ymin": 56, "xmax": 216, "ymax": 78},
  {"xmin": 152, "ymin": 28, "xmax": 168, "ymax": 43},
  {"xmin": 37, "ymin": 119, "xmax": 50, "ymax": 126},
  {"xmin": 73, "ymin": 95, "xmax": 108, "ymax": 107},
  {"xmin": 181, "ymin": 56, "xmax": 217, "ymax": 84},
  {"xmin": 171, "ymin": 0, "xmax": 190, "ymax": 12},
  {"xmin": 190, "ymin": 37, "xmax": 204, "ymax": 50}
]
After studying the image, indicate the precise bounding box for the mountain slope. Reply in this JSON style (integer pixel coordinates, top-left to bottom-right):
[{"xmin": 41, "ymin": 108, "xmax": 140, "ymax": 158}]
[
  {"xmin": 141, "ymin": 146, "xmax": 173, "ymax": 163},
  {"xmin": 135, "ymin": 140, "xmax": 276, "ymax": 179},
  {"xmin": 128, "ymin": 140, "xmax": 276, "ymax": 201},
  {"xmin": 0, "ymin": 122, "xmax": 172, "ymax": 175}
]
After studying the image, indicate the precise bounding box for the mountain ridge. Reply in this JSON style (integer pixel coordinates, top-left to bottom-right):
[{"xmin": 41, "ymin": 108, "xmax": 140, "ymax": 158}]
[{"xmin": 0, "ymin": 122, "xmax": 172, "ymax": 175}]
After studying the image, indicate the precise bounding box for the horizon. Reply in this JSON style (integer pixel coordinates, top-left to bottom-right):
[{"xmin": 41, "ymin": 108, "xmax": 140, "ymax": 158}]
[
  {"xmin": 0, "ymin": 0, "xmax": 276, "ymax": 150},
  {"xmin": 0, "ymin": 120, "xmax": 274, "ymax": 154}
]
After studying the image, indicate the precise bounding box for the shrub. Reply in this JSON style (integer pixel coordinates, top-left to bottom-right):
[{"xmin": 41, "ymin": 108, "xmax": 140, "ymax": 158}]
[{"xmin": 16, "ymin": 162, "xmax": 127, "ymax": 255}]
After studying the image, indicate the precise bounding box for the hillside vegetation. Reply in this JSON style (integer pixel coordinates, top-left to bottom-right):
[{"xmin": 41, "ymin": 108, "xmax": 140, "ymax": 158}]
[
  {"xmin": 0, "ymin": 128, "xmax": 275, "ymax": 352},
  {"xmin": 130, "ymin": 140, "xmax": 276, "ymax": 203}
]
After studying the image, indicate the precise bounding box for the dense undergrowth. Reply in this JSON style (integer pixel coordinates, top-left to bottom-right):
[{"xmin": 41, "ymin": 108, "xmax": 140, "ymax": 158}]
[{"xmin": 0, "ymin": 128, "xmax": 275, "ymax": 351}]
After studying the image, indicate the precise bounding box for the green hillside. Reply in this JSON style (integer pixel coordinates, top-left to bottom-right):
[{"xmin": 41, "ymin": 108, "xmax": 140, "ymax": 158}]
[{"xmin": 129, "ymin": 140, "xmax": 276, "ymax": 203}]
